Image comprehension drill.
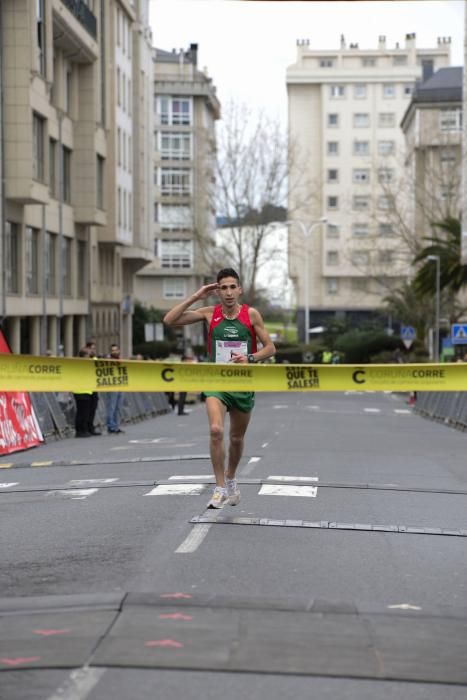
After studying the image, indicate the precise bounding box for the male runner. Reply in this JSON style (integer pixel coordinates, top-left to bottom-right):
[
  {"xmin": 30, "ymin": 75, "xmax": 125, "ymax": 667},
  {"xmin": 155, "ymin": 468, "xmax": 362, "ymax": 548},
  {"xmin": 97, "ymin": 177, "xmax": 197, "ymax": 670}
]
[{"xmin": 163, "ymin": 268, "xmax": 276, "ymax": 508}]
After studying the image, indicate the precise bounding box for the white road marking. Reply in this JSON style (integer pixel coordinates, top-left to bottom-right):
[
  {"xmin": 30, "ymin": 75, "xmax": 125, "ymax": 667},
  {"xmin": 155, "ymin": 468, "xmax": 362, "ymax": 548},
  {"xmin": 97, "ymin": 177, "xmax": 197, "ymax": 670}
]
[
  {"xmin": 364, "ymin": 408, "xmax": 381, "ymax": 413},
  {"xmin": 46, "ymin": 666, "xmax": 106, "ymax": 700},
  {"xmin": 129, "ymin": 438, "xmax": 172, "ymax": 444},
  {"xmin": 261, "ymin": 442, "xmax": 269, "ymax": 448},
  {"xmin": 242, "ymin": 456, "xmax": 261, "ymax": 476},
  {"xmin": 387, "ymin": 603, "xmax": 422, "ymax": 611},
  {"xmin": 144, "ymin": 484, "xmax": 206, "ymax": 496},
  {"xmin": 176, "ymin": 524, "xmax": 212, "ymax": 553},
  {"xmin": 259, "ymin": 484, "xmax": 318, "ymax": 498},
  {"xmin": 47, "ymin": 489, "xmax": 99, "ymax": 500},
  {"xmin": 306, "ymin": 405, "xmax": 320, "ymax": 410},
  {"xmin": 168, "ymin": 475, "xmax": 211, "ymax": 480},
  {"xmin": 272, "ymin": 405, "xmax": 289, "ymax": 409},
  {"xmin": 248, "ymin": 457, "xmax": 261, "ymax": 464},
  {"xmin": 394, "ymin": 409, "xmax": 411, "ymax": 414},
  {"xmin": 69, "ymin": 479, "xmax": 118, "ymax": 485},
  {"xmin": 0, "ymin": 482, "xmax": 19, "ymax": 488},
  {"xmin": 268, "ymin": 476, "xmax": 318, "ymax": 482}
]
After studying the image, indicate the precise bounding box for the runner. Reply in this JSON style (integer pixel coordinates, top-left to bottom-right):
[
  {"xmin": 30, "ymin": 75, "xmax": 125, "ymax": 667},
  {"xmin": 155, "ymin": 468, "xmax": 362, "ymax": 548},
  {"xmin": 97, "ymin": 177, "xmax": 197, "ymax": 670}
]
[{"xmin": 163, "ymin": 268, "xmax": 276, "ymax": 508}]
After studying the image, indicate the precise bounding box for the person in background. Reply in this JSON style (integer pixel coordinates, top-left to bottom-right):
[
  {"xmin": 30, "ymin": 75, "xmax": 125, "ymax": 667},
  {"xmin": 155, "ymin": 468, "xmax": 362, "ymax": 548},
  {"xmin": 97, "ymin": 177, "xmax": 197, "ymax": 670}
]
[
  {"xmin": 84, "ymin": 340, "xmax": 101, "ymax": 435},
  {"xmin": 73, "ymin": 348, "xmax": 94, "ymax": 438},
  {"xmin": 106, "ymin": 343, "xmax": 124, "ymax": 434}
]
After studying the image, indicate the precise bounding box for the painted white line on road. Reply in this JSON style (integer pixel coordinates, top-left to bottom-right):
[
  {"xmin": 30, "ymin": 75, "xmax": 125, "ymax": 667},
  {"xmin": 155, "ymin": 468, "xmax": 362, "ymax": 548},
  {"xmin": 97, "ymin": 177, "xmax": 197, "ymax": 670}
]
[
  {"xmin": 259, "ymin": 484, "xmax": 318, "ymax": 498},
  {"xmin": 306, "ymin": 405, "xmax": 320, "ymax": 410},
  {"xmin": 248, "ymin": 457, "xmax": 261, "ymax": 464},
  {"xmin": 0, "ymin": 482, "xmax": 19, "ymax": 488},
  {"xmin": 261, "ymin": 443, "xmax": 269, "ymax": 448},
  {"xmin": 242, "ymin": 456, "xmax": 261, "ymax": 476},
  {"xmin": 394, "ymin": 409, "xmax": 411, "ymax": 414},
  {"xmin": 47, "ymin": 666, "xmax": 106, "ymax": 700},
  {"xmin": 272, "ymin": 405, "xmax": 289, "ymax": 409},
  {"xmin": 364, "ymin": 408, "xmax": 381, "ymax": 413},
  {"xmin": 69, "ymin": 478, "xmax": 119, "ymax": 485},
  {"xmin": 268, "ymin": 476, "xmax": 318, "ymax": 482},
  {"xmin": 144, "ymin": 484, "xmax": 206, "ymax": 496},
  {"xmin": 176, "ymin": 524, "xmax": 212, "ymax": 553},
  {"xmin": 129, "ymin": 438, "xmax": 172, "ymax": 444},
  {"xmin": 47, "ymin": 489, "xmax": 99, "ymax": 500},
  {"xmin": 169, "ymin": 475, "xmax": 211, "ymax": 480}
]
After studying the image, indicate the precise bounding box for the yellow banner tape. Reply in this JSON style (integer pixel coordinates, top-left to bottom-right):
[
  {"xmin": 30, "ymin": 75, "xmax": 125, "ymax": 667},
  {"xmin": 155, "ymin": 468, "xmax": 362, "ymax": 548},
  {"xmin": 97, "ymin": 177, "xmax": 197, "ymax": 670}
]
[{"xmin": 0, "ymin": 354, "xmax": 465, "ymax": 392}]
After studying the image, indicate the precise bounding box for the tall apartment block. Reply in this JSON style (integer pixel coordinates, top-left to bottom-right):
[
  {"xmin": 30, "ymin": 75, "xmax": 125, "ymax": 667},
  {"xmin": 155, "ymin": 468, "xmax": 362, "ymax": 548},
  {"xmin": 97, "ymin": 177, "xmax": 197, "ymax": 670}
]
[
  {"xmin": 135, "ymin": 45, "xmax": 220, "ymax": 351},
  {"xmin": 286, "ymin": 34, "xmax": 451, "ymax": 339},
  {"xmin": 0, "ymin": 0, "xmax": 154, "ymax": 357}
]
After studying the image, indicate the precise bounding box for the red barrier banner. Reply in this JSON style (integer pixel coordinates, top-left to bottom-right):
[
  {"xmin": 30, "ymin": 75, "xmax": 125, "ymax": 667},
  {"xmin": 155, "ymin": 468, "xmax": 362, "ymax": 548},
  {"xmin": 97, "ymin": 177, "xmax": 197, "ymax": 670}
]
[{"xmin": 0, "ymin": 330, "xmax": 43, "ymax": 455}]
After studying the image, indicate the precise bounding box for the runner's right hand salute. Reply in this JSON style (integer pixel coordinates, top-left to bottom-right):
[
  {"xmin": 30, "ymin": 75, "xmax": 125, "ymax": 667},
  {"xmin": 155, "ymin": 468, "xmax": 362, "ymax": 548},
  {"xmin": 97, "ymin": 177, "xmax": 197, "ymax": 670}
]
[{"xmin": 193, "ymin": 282, "xmax": 219, "ymax": 301}]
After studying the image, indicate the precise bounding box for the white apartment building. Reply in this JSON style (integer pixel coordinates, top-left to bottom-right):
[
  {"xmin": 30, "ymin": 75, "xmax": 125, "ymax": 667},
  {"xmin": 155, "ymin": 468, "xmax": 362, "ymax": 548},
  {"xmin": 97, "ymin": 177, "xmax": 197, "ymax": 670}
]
[
  {"xmin": 135, "ymin": 45, "xmax": 220, "ymax": 350},
  {"xmin": 287, "ymin": 34, "xmax": 451, "ymax": 340},
  {"xmin": 0, "ymin": 0, "xmax": 153, "ymax": 357}
]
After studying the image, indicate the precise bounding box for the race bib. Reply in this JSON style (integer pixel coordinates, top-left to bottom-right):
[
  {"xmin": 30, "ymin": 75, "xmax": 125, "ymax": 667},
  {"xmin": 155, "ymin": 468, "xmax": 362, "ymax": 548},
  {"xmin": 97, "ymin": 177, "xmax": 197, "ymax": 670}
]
[{"xmin": 215, "ymin": 340, "xmax": 248, "ymax": 363}]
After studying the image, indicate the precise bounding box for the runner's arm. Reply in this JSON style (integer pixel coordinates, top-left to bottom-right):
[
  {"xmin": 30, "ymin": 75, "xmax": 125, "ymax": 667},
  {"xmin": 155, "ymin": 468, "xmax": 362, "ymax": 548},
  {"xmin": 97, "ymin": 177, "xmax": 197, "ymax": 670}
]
[{"xmin": 163, "ymin": 283, "xmax": 218, "ymax": 326}]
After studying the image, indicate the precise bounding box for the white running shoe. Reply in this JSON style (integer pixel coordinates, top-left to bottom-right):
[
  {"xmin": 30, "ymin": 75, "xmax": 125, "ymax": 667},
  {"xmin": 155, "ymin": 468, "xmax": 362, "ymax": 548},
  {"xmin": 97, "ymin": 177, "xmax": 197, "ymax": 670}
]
[
  {"xmin": 225, "ymin": 476, "xmax": 241, "ymax": 506},
  {"xmin": 207, "ymin": 486, "xmax": 227, "ymax": 509}
]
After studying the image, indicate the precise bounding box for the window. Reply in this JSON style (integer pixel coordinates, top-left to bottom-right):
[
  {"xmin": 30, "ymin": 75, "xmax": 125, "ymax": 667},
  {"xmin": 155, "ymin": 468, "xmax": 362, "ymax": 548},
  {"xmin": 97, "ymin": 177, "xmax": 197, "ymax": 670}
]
[
  {"xmin": 354, "ymin": 84, "xmax": 367, "ymax": 99},
  {"xmin": 404, "ymin": 84, "xmax": 413, "ymax": 97},
  {"xmin": 160, "ymin": 132, "xmax": 192, "ymax": 160},
  {"xmin": 49, "ymin": 139, "xmax": 57, "ymax": 197},
  {"xmin": 382, "ymin": 84, "xmax": 396, "ymax": 99},
  {"xmin": 326, "ymin": 251, "xmax": 339, "ymax": 266},
  {"xmin": 440, "ymin": 109, "xmax": 462, "ymax": 132},
  {"xmin": 159, "ymin": 96, "xmax": 192, "ymax": 126},
  {"xmin": 441, "ymin": 185, "xmax": 455, "ymax": 200},
  {"xmin": 62, "ymin": 237, "xmax": 72, "ymax": 296},
  {"xmin": 378, "ymin": 195, "xmax": 391, "ymax": 210},
  {"xmin": 353, "ymin": 140, "xmax": 369, "ymax": 156},
  {"xmin": 378, "ymin": 168, "xmax": 394, "ymax": 183},
  {"xmin": 36, "ymin": 0, "xmax": 46, "ymax": 76},
  {"xmin": 327, "ymin": 196, "xmax": 339, "ymax": 210},
  {"xmin": 379, "ymin": 223, "xmax": 394, "ymax": 236},
  {"xmin": 378, "ymin": 112, "xmax": 396, "ymax": 128},
  {"xmin": 117, "ymin": 68, "xmax": 121, "ymax": 106},
  {"xmin": 353, "ymin": 169, "xmax": 370, "ymax": 184},
  {"xmin": 163, "ymin": 278, "xmax": 187, "ymax": 299},
  {"xmin": 327, "ymin": 141, "xmax": 339, "ymax": 156},
  {"xmin": 330, "ymin": 85, "xmax": 345, "ymax": 98},
  {"xmin": 440, "ymin": 148, "xmax": 458, "ymax": 163},
  {"xmin": 352, "ymin": 250, "xmax": 370, "ymax": 266},
  {"xmin": 118, "ymin": 187, "xmax": 122, "ymax": 226},
  {"xmin": 61, "ymin": 146, "xmax": 71, "ymax": 203},
  {"xmin": 77, "ymin": 240, "xmax": 87, "ymax": 297},
  {"xmin": 326, "ymin": 278, "xmax": 339, "ymax": 294},
  {"xmin": 327, "ymin": 113, "xmax": 339, "ymax": 127},
  {"xmin": 160, "ymin": 239, "xmax": 193, "ymax": 268},
  {"xmin": 5, "ymin": 222, "xmax": 19, "ymax": 294},
  {"xmin": 160, "ymin": 168, "xmax": 191, "ymax": 196},
  {"xmin": 327, "ymin": 223, "xmax": 340, "ymax": 238},
  {"xmin": 25, "ymin": 227, "xmax": 39, "ymax": 294},
  {"xmin": 353, "ymin": 113, "xmax": 370, "ymax": 127},
  {"xmin": 351, "ymin": 278, "xmax": 368, "ymax": 292},
  {"xmin": 353, "ymin": 196, "xmax": 370, "ymax": 211},
  {"xmin": 320, "ymin": 58, "xmax": 334, "ymax": 67},
  {"xmin": 159, "ymin": 204, "xmax": 192, "ymax": 229},
  {"xmin": 45, "ymin": 232, "xmax": 56, "ymax": 295},
  {"xmin": 327, "ymin": 168, "xmax": 339, "ymax": 183},
  {"xmin": 352, "ymin": 223, "xmax": 369, "ymax": 237},
  {"xmin": 97, "ymin": 155, "xmax": 105, "ymax": 209},
  {"xmin": 393, "ymin": 55, "xmax": 408, "ymax": 66},
  {"xmin": 378, "ymin": 140, "xmax": 395, "ymax": 156},
  {"xmin": 32, "ymin": 112, "xmax": 45, "ymax": 182},
  {"xmin": 64, "ymin": 65, "xmax": 73, "ymax": 113},
  {"xmin": 362, "ymin": 57, "xmax": 376, "ymax": 67},
  {"xmin": 379, "ymin": 250, "xmax": 395, "ymax": 264}
]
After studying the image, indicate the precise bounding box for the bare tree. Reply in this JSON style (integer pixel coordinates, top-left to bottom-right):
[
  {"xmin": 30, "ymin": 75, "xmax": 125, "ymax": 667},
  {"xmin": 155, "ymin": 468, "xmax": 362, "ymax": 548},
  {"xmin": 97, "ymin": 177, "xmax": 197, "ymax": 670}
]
[{"xmin": 195, "ymin": 101, "xmax": 311, "ymax": 305}]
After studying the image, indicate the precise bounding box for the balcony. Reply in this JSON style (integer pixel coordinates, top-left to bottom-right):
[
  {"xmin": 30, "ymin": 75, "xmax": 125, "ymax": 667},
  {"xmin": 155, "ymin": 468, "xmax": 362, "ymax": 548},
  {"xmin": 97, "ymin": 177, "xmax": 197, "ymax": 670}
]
[{"xmin": 60, "ymin": 0, "xmax": 97, "ymax": 39}]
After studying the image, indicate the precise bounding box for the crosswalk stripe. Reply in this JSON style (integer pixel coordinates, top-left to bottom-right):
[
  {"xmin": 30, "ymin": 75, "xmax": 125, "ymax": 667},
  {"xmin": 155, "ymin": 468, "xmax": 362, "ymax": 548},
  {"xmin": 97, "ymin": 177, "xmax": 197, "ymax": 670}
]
[
  {"xmin": 259, "ymin": 484, "xmax": 318, "ymax": 498},
  {"xmin": 144, "ymin": 484, "xmax": 206, "ymax": 496}
]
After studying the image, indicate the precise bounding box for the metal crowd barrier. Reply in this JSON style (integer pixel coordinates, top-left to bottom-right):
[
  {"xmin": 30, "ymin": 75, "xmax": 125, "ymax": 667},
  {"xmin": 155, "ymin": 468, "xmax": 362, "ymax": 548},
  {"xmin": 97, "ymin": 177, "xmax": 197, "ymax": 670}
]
[
  {"xmin": 30, "ymin": 392, "xmax": 171, "ymax": 441},
  {"xmin": 414, "ymin": 392, "xmax": 467, "ymax": 431}
]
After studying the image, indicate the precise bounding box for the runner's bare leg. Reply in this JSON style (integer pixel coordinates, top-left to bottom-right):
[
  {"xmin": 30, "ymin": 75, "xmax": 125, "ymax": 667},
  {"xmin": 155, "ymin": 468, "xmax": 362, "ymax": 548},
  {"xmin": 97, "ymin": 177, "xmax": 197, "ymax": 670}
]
[
  {"xmin": 226, "ymin": 409, "xmax": 251, "ymax": 479},
  {"xmin": 205, "ymin": 397, "xmax": 228, "ymax": 487}
]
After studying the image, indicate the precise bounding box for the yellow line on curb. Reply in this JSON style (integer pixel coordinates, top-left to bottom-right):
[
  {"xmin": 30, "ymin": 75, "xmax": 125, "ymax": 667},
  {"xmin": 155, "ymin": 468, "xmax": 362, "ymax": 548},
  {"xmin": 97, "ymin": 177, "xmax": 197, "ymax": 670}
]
[
  {"xmin": 31, "ymin": 461, "xmax": 53, "ymax": 467},
  {"xmin": 0, "ymin": 463, "xmax": 13, "ymax": 469}
]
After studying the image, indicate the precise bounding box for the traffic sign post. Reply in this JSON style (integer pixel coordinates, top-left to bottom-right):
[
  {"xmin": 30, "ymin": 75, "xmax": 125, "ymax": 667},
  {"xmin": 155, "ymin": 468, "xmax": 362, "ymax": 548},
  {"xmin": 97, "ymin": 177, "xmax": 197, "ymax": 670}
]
[
  {"xmin": 451, "ymin": 324, "xmax": 467, "ymax": 345},
  {"xmin": 401, "ymin": 325, "xmax": 416, "ymax": 350}
]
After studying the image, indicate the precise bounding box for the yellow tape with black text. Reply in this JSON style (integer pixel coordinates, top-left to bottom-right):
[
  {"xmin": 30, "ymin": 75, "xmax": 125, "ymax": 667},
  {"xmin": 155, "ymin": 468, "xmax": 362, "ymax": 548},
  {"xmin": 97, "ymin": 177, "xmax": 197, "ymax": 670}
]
[{"xmin": 0, "ymin": 354, "xmax": 465, "ymax": 392}]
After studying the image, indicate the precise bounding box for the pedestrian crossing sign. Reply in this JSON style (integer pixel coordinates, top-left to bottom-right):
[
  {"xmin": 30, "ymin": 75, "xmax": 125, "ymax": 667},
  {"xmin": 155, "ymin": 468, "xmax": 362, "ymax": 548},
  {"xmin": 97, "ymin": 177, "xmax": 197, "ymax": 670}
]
[{"xmin": 451, "ymin": 324, "xmax": 467, "ymax": 344}]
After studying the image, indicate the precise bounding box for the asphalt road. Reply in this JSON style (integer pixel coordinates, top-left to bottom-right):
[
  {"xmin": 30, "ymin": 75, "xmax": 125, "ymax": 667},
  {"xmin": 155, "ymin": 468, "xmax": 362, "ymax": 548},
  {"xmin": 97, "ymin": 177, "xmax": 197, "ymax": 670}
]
[{"xmin": 0, "ymin": 391, "xmax": 466, "ymax": 699}]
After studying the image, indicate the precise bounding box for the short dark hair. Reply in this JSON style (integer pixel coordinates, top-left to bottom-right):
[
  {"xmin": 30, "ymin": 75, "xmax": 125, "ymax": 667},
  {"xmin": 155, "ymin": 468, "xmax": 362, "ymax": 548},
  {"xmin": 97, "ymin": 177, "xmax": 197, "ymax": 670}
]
[{"xmin": 217, "ymin": 268, "xmax": 240, "ymax": 284}]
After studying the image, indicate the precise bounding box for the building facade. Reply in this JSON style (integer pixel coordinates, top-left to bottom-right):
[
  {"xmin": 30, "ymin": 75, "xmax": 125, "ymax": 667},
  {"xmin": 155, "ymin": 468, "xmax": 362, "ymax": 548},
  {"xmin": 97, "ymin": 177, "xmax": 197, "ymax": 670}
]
[
  {"xmin": 0, "ymin": 0, "xmax": 153, "ymax": 357},
  {"xmin": 286, "ymin": 34, "xmax": 451, "ymax": 339},
  {"xmin": 401, "ymin": 66, "xmax": 463, "ymax": 238},
  {"xmin": 135, "ymin": 45, "xmax": 220, "ymax": 351}
]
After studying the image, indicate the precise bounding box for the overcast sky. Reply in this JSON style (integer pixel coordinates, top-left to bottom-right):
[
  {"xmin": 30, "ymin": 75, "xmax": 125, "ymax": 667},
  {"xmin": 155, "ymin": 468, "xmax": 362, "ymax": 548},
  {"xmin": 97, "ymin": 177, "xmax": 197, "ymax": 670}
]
[{"xmin": 149, "ymin": 0, "xmax": 464, "ymax": 123}]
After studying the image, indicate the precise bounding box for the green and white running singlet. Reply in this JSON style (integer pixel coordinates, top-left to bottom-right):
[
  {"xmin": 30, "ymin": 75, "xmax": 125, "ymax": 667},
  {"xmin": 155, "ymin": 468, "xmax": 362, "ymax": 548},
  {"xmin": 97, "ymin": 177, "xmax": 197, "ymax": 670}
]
[{"xmin": 204, "ymin": 303, "xmax": 257, "ymax": 413}]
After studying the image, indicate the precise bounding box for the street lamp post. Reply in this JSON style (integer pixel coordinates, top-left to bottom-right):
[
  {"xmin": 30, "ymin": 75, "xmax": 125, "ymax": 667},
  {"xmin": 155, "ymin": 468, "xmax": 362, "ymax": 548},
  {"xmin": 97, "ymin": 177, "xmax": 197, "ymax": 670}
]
[
  {"xmin": 285, "ymin": 217, "xmax": 328, "ymax": 342},
  {"xmin": 427, "ymin": 254, "xmax": 441, "ymax": 362}
]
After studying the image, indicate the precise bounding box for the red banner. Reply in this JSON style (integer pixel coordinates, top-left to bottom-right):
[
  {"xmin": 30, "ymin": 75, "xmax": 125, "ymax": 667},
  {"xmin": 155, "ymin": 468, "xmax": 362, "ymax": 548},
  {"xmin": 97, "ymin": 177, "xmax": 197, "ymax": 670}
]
[{"xmin": 0, "ymin": 329, "xmax": 43, "ymax": 455}]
